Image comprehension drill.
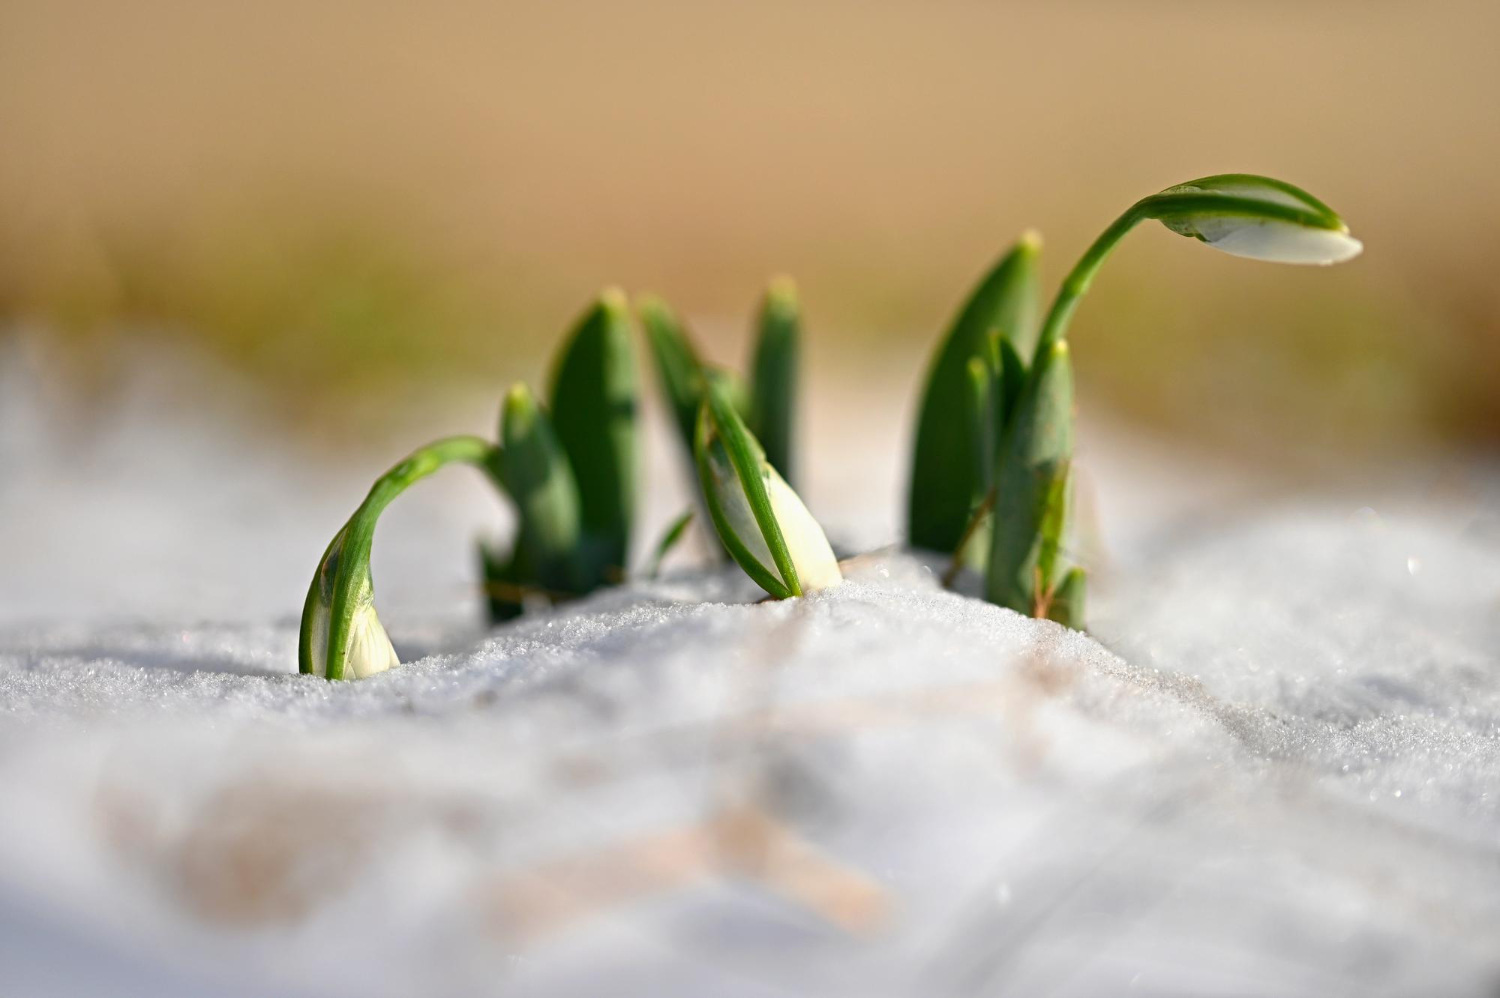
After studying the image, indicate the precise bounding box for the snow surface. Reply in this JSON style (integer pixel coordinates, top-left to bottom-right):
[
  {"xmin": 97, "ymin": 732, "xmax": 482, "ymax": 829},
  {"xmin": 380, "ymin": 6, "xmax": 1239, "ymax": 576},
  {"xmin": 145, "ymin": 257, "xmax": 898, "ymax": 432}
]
[{"xmin": 2, "ymin": 336, "xmax": 1500, "ymax": 997}]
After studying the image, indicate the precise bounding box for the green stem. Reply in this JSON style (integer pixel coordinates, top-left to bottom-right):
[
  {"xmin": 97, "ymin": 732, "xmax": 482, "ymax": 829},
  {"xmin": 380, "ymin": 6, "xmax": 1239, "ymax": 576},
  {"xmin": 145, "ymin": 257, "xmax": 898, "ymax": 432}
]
[
  {"xmin": 1032, "ymin": 191, "xmax": 1336, "ymax": 364},
  {"xmin": 1032, "ymin": 206, "xmax": 1143, "ymax": 364},
  {"xmin": 300, "ymin": 434, "xmax": 497, "ymax": 681}
]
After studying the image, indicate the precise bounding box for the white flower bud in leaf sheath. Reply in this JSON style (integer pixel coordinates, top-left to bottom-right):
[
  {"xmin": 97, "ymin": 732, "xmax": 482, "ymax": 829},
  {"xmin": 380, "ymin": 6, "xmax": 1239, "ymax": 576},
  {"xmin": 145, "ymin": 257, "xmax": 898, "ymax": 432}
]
[
  {"xmin": 1150, "ymin": 174, "xmax": 1362, "ymax": 265},
  {"xmin": 303, "ymin": 535, "xmax": 400, "ymax": 679},
  {"xmin": 695, "ymin": 379, "xmax": 840, "ymax": 598},
  {"xmin": 1032, "ymin": 172, "xmax": 1362, "ymax": 362},
  {"xmin": 298, "ymin": 435, "xmax": 495, "ymax": 680}
]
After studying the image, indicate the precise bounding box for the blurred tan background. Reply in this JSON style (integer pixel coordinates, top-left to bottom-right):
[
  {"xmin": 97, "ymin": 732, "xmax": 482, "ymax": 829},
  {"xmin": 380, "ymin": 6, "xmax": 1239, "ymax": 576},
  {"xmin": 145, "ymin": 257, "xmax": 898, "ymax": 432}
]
[{"xmin": 2, "ymin": 0, "xmax": 1497, "ymax": 463}]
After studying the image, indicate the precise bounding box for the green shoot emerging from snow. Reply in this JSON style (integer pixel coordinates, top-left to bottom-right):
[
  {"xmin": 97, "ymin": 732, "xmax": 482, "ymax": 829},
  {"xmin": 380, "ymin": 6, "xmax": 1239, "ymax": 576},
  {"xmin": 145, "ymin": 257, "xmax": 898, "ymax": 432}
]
[
  {"xmin": 913, "ymin": 173, "xmax": 1362, "ymax": 629},
  {"xmin": 300, "ymin": 435, "xmax": 496, "ymax": 680},
  {"xmin": 300, "ymin": 171, "xmax": 1363, "ymax": 679}
]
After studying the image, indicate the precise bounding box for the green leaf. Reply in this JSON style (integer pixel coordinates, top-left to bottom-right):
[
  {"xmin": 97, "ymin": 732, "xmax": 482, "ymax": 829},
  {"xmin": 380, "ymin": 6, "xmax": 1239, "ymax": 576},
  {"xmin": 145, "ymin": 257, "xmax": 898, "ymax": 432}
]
[
  {"xmin": 747, "ymin": 275, "xmax": 800, "ymax": 485},
  {"xmin": 644, "ymin": 509, "xmax": 695, "ymax": 580},
  {"xmin": 637, "ymin": 293, "xmax": 704, "ymax": 456},
  {"xmin": 1045, "ymin": 567, "xmax": 1087, "ymax": 630},
  {"xmin": 499, "ymin": 383, "xmax": 584, "ymax": 596},
  {"xmin": 549, "ymin": 288, "xmax": 638, "ymax": 586},
  {"xmin": 985, "ymin": 339, "xmax": 1075, "ymax": 615},
  {"xmin": 908, "ymin": 233, "xmax": 1041, "ymax": 554}
]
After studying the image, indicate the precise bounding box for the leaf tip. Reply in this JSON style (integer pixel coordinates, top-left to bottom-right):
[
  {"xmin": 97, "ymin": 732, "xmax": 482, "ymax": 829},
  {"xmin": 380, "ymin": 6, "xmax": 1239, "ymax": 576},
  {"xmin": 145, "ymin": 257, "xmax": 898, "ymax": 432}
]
[
  {"xmin": 598, "ymin": 285, "xmax": 630, "ymax": 318},
  {"xmin": 766, "ymin": 274, "xmax": 799, "ymax": 312}
]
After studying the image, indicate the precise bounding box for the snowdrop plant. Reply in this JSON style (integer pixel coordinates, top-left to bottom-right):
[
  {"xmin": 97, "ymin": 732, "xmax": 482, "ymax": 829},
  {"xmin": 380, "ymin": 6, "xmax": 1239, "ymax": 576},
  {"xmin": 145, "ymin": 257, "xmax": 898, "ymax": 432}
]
[
  {"xmin": 302, "ymin": 290, "xmax": 640, "ymax": 679},
  {"xmin": 300, "ymin": 435, "xmax": 496, "ymax": 680},
  {"xmin": 637, "ymin": 276, "xmax": 835, "ymax": 594},
  {"xmin": 912, "ymin": 174, "xmax": 1362, "ymax": 628},
  {"xmin": 695, "ymin": 378, "xmax": 841, "ymax": 598}
]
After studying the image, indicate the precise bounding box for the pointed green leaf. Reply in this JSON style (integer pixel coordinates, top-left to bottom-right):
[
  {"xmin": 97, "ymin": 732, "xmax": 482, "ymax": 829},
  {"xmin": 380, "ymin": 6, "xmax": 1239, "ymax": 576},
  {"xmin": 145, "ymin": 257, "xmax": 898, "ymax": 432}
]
[
  {"xmin": 908, "ymin": 233, "xmax": 1041, "ymax": 553},
  {"xmin": 747, "ymin": 275, "xmax": 800, "ymax": 485},
  {"xmin": 986, "ymin": 339, "xmax": 1075, "ymax": 615},
  {"xmin": 638, "ymin": 293, "xmax": 705, "ymax": 455},
  {"xmin": 549, "ymin": 288, "xmax": 638, "ymax": 584}
]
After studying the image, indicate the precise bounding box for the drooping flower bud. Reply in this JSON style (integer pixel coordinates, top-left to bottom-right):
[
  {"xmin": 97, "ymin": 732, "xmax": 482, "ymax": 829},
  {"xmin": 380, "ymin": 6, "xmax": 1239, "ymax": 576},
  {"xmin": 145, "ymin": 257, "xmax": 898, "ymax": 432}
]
[{"xmin": 1148, "ymin": 174, "xmax": 1362, "ymax": 265}]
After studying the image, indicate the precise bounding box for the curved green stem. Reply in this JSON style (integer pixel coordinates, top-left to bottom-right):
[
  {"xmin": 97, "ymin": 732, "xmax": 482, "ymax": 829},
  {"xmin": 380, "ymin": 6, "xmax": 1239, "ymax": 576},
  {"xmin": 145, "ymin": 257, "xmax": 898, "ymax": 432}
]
[
  {"xmin": 1032, "ymin": 206, "xmax": 1143, "ymax": 365},
  {"xmin": 299, "ymin": 434, "xmax": 498, "ymax": 680},
  {"xmin": 1033, "ymin": 191, "xmax": 1336, "ymax": 364}
]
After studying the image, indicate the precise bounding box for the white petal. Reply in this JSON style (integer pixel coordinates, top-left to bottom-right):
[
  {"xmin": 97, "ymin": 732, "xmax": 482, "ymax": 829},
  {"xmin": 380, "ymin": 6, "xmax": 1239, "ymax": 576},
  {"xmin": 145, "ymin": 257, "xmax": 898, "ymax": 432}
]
[
  {"xmin": 766, "ymin": 469, "xmax": 842, "ymax": 592},
  {"xmin": 1195, "ymin": 217, "xmax": 1363, "ymax": 265},
  {"xmin": 706, "ymin": 445, "xmax": 841, "ymax": 593},
  {"xmin": 345, "ymin": 602, "xmax": 400, "ymax": 679}
]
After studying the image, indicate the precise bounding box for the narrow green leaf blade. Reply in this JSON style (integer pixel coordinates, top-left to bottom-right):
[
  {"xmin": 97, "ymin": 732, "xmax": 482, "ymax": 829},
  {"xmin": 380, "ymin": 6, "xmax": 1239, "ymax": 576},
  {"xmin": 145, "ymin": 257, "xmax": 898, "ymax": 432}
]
[
  {"xmin": 986, "ymin": 339, "xmax": 1075, "ymax": 615},
  {"xmin": 549, "ymin": 288, "xmax": 638, "ymax": 584},
  {"xmin": 747, "ymin": 275, "xmax": 800, "ymax": 485},
  {"xmin": 644, "ymin": 509, "xmax": 695, "ymax": 580},
  {"xmin": 637, "ymin": 293, "xmax": 704, "ymax": 456},
  {"xmin": 908, "ymin": 233, "xmax": 1041, "ymax": 553}
]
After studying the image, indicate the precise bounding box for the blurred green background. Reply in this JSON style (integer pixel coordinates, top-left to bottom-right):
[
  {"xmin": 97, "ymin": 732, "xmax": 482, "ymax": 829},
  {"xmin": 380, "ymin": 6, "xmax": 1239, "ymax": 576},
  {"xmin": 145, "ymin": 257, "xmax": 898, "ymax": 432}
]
[{"xmin": 2, "ymin": 0, "xmax": 1497, "ymax": 462}]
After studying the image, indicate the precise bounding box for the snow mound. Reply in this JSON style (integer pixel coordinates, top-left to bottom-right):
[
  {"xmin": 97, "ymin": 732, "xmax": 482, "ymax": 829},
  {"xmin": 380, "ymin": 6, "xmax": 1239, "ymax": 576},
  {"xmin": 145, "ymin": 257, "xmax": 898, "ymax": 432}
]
[{"xmin": 1, "ymin": 530, "xmax": 1498, "ymax": 997}]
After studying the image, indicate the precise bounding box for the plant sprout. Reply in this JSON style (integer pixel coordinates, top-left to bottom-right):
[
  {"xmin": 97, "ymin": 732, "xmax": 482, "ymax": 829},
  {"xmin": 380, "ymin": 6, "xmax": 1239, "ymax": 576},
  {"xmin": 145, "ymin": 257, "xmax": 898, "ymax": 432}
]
[
  {"xmin": 638, "ymin": 278, "xmax": 814, "ymax": 581},
  {"xmin": 1032, "ymin": 174, "xmax": 1363, "ymax": 363},
  {"xmin": 908, "ymin": 233, "xmax": 1040, "ymax": 561},
  {"xmin": 695, "ymin": 378, "xmax": 841, "ymax": 598},
  {"xmin": 913, "ymin": 173, "xmax": 1362, "ymax": 629},
  {"xmin": 300, "ymin": 435, "xmax": 496, "ymax": 680}
]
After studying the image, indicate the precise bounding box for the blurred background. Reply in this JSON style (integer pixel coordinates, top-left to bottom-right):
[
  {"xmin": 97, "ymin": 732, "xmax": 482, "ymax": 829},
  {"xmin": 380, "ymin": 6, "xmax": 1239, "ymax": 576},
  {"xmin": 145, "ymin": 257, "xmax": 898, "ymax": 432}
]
[{"xmin": 2, "ymin": 0, "xmax": 1498, "ymax": 616}]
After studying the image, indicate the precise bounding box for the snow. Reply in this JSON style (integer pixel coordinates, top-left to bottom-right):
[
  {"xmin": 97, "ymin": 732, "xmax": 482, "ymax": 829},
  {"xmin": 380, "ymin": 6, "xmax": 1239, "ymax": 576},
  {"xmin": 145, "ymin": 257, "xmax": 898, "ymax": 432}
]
[{"xmin": 2, "ymin": 335, "xmax": 1499, "ymax": 996}]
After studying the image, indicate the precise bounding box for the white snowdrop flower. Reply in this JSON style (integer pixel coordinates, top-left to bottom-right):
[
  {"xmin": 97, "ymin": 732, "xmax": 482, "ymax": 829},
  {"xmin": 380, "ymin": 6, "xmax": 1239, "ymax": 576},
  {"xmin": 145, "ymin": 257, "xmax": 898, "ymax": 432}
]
[
  {"xmin": 696, "ymin": 380, "xmax": 841, "ymax": 597},
  {"xmin": 1153, "ymin": 174, "xmax": 1362, "ymax": 266}
]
